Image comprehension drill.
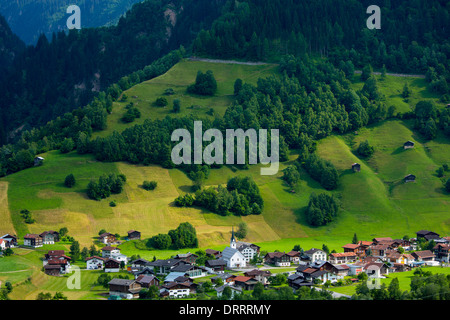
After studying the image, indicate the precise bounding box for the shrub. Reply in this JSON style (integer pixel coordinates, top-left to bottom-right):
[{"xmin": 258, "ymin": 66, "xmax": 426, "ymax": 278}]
[
  {"xmin": 142, "ymin": 181, "xmax": 157, "ymax": 191},
  {"xmin": 64, "ymin": 174, "xmax": 76, "ymax": 188}
]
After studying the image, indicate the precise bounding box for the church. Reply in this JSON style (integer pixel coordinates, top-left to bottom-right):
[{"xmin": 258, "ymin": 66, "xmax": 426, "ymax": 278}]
[{"xmin": 221, "ymin": 228, "xmax": 247, "ymax": 268}]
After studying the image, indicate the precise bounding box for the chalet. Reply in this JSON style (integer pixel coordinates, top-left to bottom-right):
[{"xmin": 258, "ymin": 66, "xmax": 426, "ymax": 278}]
[
  {"xmin": 44, "ymin": 264, "xmax": 62, "ymax": 276},
  {"xmin": 371, "ymin": 244, "xmax": 390, "ymax": 257},
  {"xmin": 403, "ymin": 141, "xmax": 415, "ymax": 149},
  {"xmin": 136, "ymin": 275, "xmax": 160, "ymax": 288},
  {"xmin": 147, "ymin": 259, "xmax": 185, "ymax": 275},
  {"xmin": 334, "ymin": 264, "xmax": 350, "ymax": 277},
  {"xmin": 205, "ymin": 259, "xmax": 227, "ymax": 272},
  {"xmin": 45, "ymin": 259, "xmax": 70, "ymax": 274},
  {"xmin": 211, "ymin": 273, "xmax": 236, "ymax": 285},
  {"xmin": 342, "ymin": 243, "xmax": 359, "ymax": 254},
  {"xmin": 40, "ymin": 231, "xmax": 59, "ymax": 244},
  {"xmin": 364, "ymin": 262, "xmax": 389, "ymax": 278},
  {"xmin": 133, "ymin": 267, "xmax": 154, "ymax": 278},
  {"xmin": 170, "ymin": 263, "xmax": 207, "ymax": 278},
  {"xmin": 342, "ymin": 242, "xmax": 369, "ymax": 257},
  {"xmin": 244, "ymin": 269, "xmax": 272, "ymax": 286},
  {"xmin": 174, "ymin": 252, "xmax": 198, "ymax": 264},
  {"xmin": 109, "ymin": 278, "xmax": 141, "ymax": 299},
  {"xmin": 416, "ymin": 230, "xmax": 440, "ymax": 242},
  {"xmin": 205, "ymin": 249, "xmax": 221, "ymax": 258},
  {"xmin": 233, "ymin": 276, "xmax": 259, "ymax": 291},
  {"xmin": 386, "ymin": 252, "xmax": 414, "ymax": 265},
  {"xmin": 372, "ymin": 237, "xmax": 393, "ymax": 245},
  {"xmin": 161, "ymin": 281, "xmax": 195, "ymax": 298},
  {"xmin": 264, "ymin": 252, "xmax": 290, "ymax": 267},
  {"xmin": 433, "ymin": 243, "xmax": 450, "ymax": 262},
  {"xmin": 404, "ymin": 174, "xmax": 416, "ymax": 183},
  {"xmin": 101, "ymin": 246, "xmax": 127, "ymax": 264},
  {"xmin": 286, "ymin": 251, "xmax": 301, "ymax": 263},
  {"xmin": 303, "ymin": 248, "xmax": 327, "ymax": 263},
  {"xmin": 288, "ymin": 274, "xmax": 313, "ymax": 290},
  {"xmin": 34, "ymin": 156, "xmax": 44, "ymax": 166},
  {"xmin": 86, "ymin": 256, "xmax": 105, "ymax": 270},
  {"xmin": 44, "ymin": 251, "xmax": 71, "ymax": 267},
  {"xmin": 127, "ymin": 230, "xmax": 141, "ymax": 240},
  {"xmin": 99, "ymin": 232, "xmax": 116, "ymax": 244},
  {"xmin": 104, "ymin": 258, "xmax": 121, "ymax": 273},
  {"xmin": 352, "ymin": 163, "xmax": 361, "ymax": 172},
  {"xmin": 24, "ymin": 234, "xmax": 43, "ymax": 248},
  {"xmin": 130, "ymin": 258, "xmax": 150, "ymax": 271},
  {"xmin": 411, "ymin": 250, "xmax": 435, "ymax": 263},
  {"xmin": 0, "ymin": 234, "xmax": 18, "ymax": 248},
  {"xmin": 329, "ymin": 252, "xmax": 357, "ymax": 264},
  {"xmin": 215, "ymin": 284, "xmax": 242, "ymax": 299}
]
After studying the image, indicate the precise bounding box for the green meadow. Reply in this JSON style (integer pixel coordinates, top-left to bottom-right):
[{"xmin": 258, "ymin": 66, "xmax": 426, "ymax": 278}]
[{"xmin": 0, "ymin": 60, "xmax": 449, "ymax": 299}]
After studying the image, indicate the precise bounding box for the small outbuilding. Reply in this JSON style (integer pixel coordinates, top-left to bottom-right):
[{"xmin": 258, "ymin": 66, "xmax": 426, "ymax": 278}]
[
  {"xmin": 404, "ymin": 174, "xmax": 416, "ymax": 183},
  {"xmin": 34, "ymin": 156, "xmax": 44, "ymax": 166},
  {"xmin": 403, "ymin": 141, "xmax": 415, "ymax": 149},
  {"xmin": 352, "ymin": 163, "xmax": 361, "ymax": 172}
]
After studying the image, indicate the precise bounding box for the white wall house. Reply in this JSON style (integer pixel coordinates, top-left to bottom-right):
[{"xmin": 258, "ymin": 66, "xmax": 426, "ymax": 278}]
[
  {"xmin": 86, "ymin": 256, "xmax": 105, "ymax": 270},
  {"xmin": 101, "ymin": 246, "xmax": 121, "ymax": 258},
  {"xmin": 304, "ymin": 248, "xmax": 327, "ymax": 263}
]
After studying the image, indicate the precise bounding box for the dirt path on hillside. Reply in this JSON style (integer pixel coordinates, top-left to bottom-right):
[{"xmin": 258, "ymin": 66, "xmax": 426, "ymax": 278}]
[
  {"xmin": 188, "ymin": 57, "xmax": 269, "ymax": 66},
  {"xmin": 0, "ymin": 181, "xmax": 15, "ymax": 235},
  {"xmin": 355, "ymin": 70, "xmax": 425, "ymax": 78}
]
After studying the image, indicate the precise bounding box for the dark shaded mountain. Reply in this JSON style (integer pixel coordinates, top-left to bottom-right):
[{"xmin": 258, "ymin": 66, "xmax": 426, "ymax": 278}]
[
  {"xmin": 0, "ymin": 0, "xmax": 145, "ymax": 44},
  {"xmin": 0, "ymin": 0, "xmax": 226, "ymax": 144},
  {"xmin": 0, "ymin": 15, "xmax": 25, "ymax": 80}
]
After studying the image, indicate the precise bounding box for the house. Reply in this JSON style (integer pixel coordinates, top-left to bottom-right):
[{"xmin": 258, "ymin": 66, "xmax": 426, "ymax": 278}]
[
  {"xmin": 329, "ymin": 252, "xmax": 357, "ymax": 264},
  {"xmin": 404, "ymin": 174, "xmax": 416, "ymax": 183},
  {"xmin": 433, "ymin": 243, "xmax": 450, "ymax": 262},
  {"xmin": 264, "ymin": 252, "xmax": 290, "ymax": 267},
  {"xmin": 44, "ymin": 265, "xmax": 62, "ymax": 276},
  {"xmin": 403, "ymin": 141, "xmax": 415, "ymax": 149},
  {"xmin": 286, "ymin": 251, "xmax": 301, "ymax": 263},
  {"xmin": 334, "ymin": 264, "xmax": 350, "ymax": 277},
  {"xmin": 34, "ymin": 156, "xmax": 44, "ymax": 166},
  {"xmin": 416, "ymin": 230, "xmax": 440, "ymax": 242},
  {"xmin": 44, "ymin": 251, "xmax": 71, "ymax": 266},
  {"xmin": 215, "ymin": 284, "xmax": 243, "ymax": 299},
  {"xmin": 133, "ymin": 267, "xmax": 155, "ymax": 278},
  {"xmin": 236, "ymin": 241, "xmax": 260, "ymax": 262},
  {"xmin": 136, "ymin": 274, "xmax": 160, "ymax": 288},
  {"xmin": 174, "ymin": 252, "xmax": 198, "ymax": 264},
  {"xmin": 364, "ymin": 262, "xmax": 389, "ymax": 278},
  {"xmin": 244, "ymin": 269, "xmax": 272, "ymax": 286},
  {"xmin": 342, "ymin": 244, "xmax": 359, "ymax": 254},
  {"xmin": 0, "ymin": 234, "xmax": 18, "ymax": 248},
  {"xmin": 101, "ymin": 246, "xmax": 120, "ymax": 258},
  {"xmin": 130, "ymin": 258, "xmax": 150, "ymax": 271},
  {"xmin": 233, "ymin": 276, "xmax": 259, "ymax": 290},
  {"xmin": 0, "ymin": 239, "xmax": 6, "ymax": 251},
  {"xmin": 348, "ymin": 264, "xmax": 364, "ymax": 276},
  {"xmin": 170, "ymin": 263, "xmax": 207, "ymax": 278},
  {"xmin": 411, "ymin": 250, "xmax": 435, "ymax": 263},
  {"xmin": 146, "ymin": 259, "xmax": 185, "ymax": 275},
  {"xmin": 86, "ymin": 256, "xmax": 106, "ymax": 270},
  {"xmin": 108, "ymin": 278, "xmax": 141, "ymax": 299},
  {"xmin": 352, "ymin": 163, "xmax": 361, "ymax": 172},
  {"xmin": 127, "ymin": 230, "xmax": 141, "ymax": 240},
  {"xmin": 39, "ymin": 231, "xmax": 59, "ymax": 244},
  {"xmin": 45, "ymin": 259, "xmax": 70, "ymax": 275},
  {"xmin": 161, "ymin": 281, "xmax": 195, "ymax": 298},
  {"xmin": 104, "ymin": 258, "xmax": 121, "ymax": 272},
  {"xmin": 372, "ymin": 237, "xmax": 393, "ymax": 245},
  {"xmin": 205, "ymin": 259, "xmax": 227, "ymax": 272},
  {"xmin": 205, "ymin": 249, "xmax": 221, "ymax": 259},
  {"xmin": 24, "ymin": 234, "xmax": 43, "ymax": 248},
  {"xmin": 385, "ymin": 252, "xmax": 415, "ymax": 265},
  {"xmin": 371, "ymin": 244, "xmax": 390, "ymax": 258},
  {"xmin": 211, "ymin": 273, "xmax": 236, "ymax": 285},
  {"xmin": 288, "ymin": 274, "xmax": 313, "ymax": 290},
  {"xmin": 99, "ymin": 232, "xmax": 116, "ymax": 244},
  {"xmin": 303, "ymin": 248, "xmax": 327, "ymax": 263}
]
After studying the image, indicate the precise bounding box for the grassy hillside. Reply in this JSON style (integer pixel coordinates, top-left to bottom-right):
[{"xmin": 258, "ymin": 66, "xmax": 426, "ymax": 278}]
[{"xmin": 1, "ymin": 61, "xmax": 449, "ymax": 296}]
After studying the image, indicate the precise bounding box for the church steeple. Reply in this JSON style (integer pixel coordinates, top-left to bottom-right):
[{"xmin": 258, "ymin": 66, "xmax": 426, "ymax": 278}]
[{"xmin": 230, "ymin": 227, "xmax": 237, "ymax": 249}]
